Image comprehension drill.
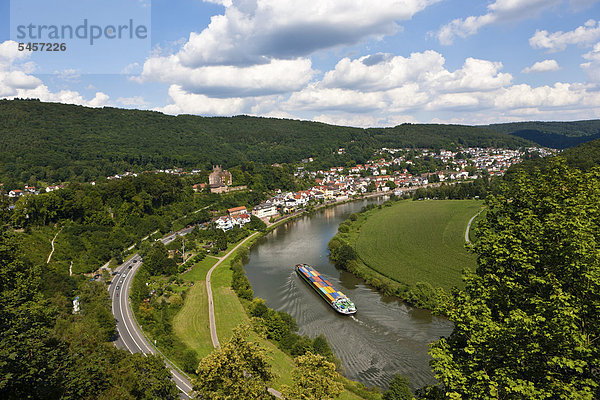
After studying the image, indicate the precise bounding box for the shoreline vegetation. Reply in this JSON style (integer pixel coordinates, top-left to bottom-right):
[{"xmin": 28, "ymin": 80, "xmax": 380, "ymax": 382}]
[{"xmin": 328, "ymin": 196, "xmax": 483, "ymax": 311}]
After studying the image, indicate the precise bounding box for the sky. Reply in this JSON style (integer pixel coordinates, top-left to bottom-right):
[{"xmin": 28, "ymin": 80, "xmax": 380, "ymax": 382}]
[{"xmin": 1, "ymin": 0, "xmax": 600, "ymax": 127}]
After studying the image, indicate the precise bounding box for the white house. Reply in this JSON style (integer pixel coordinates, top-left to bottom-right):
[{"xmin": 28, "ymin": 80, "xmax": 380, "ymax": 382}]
[
  {"xmin": 252, "ymin": 203, "xmax": 278, "ymax": 219},
  {"xmin": 216, "ymin": 216, "xmax": 234, "ymax": 231}
]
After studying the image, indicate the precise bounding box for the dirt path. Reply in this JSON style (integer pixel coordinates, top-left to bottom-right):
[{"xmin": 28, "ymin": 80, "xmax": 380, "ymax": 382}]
[{"xmin": 47, "ymin": 227, "xmax": 63, "ymax": 264}]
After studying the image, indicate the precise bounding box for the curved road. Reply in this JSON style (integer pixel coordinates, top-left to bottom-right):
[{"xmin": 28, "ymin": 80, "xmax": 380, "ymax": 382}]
[
  {"xmin": 465, "ymin": 208, "xmax": 485, "ymax": 244},
  {"xmin": 206, "ymin": 232, "xmax": 259, "ymax": 349},
  {"xmin": 109, "ymin": 229, "xmax": 195, "ymax": 398},
  {"xmin": 109, "ymin": 227, "xmax": 288, "ymax": 399}
]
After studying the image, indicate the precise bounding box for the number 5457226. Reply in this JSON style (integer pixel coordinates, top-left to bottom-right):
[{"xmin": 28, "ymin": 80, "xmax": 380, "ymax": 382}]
[{"xmin": 18, "ymin": 42, "xmax": 67, "ymax": 51}]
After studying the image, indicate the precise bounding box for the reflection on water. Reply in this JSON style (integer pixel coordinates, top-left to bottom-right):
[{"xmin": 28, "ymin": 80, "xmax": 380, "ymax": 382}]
[{"xmin": 243, "ymin": 200, "xmax": 453, "ymax": 390}]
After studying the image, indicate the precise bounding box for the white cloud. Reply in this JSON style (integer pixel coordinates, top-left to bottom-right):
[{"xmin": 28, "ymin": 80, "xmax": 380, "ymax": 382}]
[
  {"xmin": 437, "ymin": 0, "xmax": 561, "ymax": 45},
  {"xmin": 0, "ymin": 40, "xmax": 110, "ymax": 107},
  {"xmin": 278, "ymin": 51, "xmax": 600, "ymax": 124},
  {"xmin": 313, "ymin": 113, "xmax": 417, "ymax": 128},
  {"xmin": 581, "ymin": 42, "xmax": 600, "ymax": 80},
  {"xmin": 121, "ymin": 62, "xmax": 141, "ymax": 75},
  {"xmin": 522, "ymin": 59, "xmax": 560, "ymax": 73},
  {"xmin": 492, "ymin": 82, "xmax": 596, "ymax": 109},
  {"xmin": 157, "ymin": 84, "xmax": 257, "ymax": 115},
  {"xmin": 203, "ymin": 0, "xmax": 232, "ymax": 6},
  {"xmin": 117, "ymin": 96, "xmax": 150, "ymax": 107},
  {"xmin": 0, "ymin": 41, "xmax": 29, "ymax": 66},
  {"xmin": 321, "ymin": 52, "xmax": 511, "ymax": 94},
  {"xmin": 87, "ymin": 92, "xmax": 110, "ymax": 107},
  {"xmin": 529, "ymin": 19, "xmax": 600, "ymax": 52},
  {"xmin": 176, "ymin": 0, "xmax": 440, "ymax": 67},
  {"xmin": 286, "ymin": 51, "xmax": 512, "ymax": 114},
  {"xmin": 137, "ymin": 0, "xmax": 444, "ymax": 118},
  {"xmin": 139, "ymin": 56, "xmax": 314, "ymax": 97}
]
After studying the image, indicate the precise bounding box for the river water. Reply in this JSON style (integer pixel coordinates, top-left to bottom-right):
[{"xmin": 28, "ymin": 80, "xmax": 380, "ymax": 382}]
[{"xmin": 243, "ymin": 199, "xmax": 453, "ymax": 390}]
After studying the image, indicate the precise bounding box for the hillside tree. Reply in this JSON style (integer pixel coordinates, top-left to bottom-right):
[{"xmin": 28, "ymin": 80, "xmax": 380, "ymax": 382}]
[{"xmin": 428, "ymin": 160, "xmax": 600, "ymax": 399}]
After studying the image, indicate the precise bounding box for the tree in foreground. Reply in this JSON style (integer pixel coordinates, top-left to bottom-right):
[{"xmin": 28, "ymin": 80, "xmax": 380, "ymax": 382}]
[
  {"xmin": 192, "ymin": 326, "xmax": 274, "ymax": 399},
  {"xmin": 282, "ymin": 352, "xmax": 344, "ymax": 400},
  {"xmin": 428, "ymin": 160, "xmax": 600, "ymax": 399},
  {"xmin": 384, "ymin": 374, "xmax": 413, "ymax": 400}
]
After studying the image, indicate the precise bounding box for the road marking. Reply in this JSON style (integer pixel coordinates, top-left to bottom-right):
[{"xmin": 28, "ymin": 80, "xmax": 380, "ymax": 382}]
[
  {"xmin": 118, "ymin": 261, "xmax": 144, "ymax": 353},
  {"xmin": 110, "ymin": 243, "xmax": 195, "ymax": 398}
]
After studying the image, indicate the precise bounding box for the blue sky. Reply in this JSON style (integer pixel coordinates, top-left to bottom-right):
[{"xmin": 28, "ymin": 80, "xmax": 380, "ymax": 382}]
[{"xmin": 1, "ymin": 0, "xmax": 600, "ymax": 126}]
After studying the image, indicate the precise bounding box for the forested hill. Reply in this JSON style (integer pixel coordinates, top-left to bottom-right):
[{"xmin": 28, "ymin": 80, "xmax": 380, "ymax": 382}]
[
  {"xmin": 484, "ymin": 120, "xmax": 600, "ymax": 149},
  {"xmin": 0, "ymin": 99, "xmax": 532, "ymax": 186},
  {"xmin": 509, "ymin": 138, "xmax": 600, "ymax": 174}
]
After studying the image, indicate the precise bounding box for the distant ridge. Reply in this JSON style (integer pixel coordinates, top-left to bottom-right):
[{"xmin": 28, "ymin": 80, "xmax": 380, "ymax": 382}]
[
  {"xmin": 508, "ymin": 138, "xmax": 600, "ymax": 175},
  {"xmin": 484, "ymin": 120, "xmax": 600, "ymax": 149},
  {"xmin": 0, "ymin": 99, "xmax": 533, "ymax": 186}
]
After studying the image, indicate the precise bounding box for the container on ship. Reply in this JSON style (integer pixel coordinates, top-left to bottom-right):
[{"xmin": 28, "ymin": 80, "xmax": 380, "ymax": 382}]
[{"xmin": 295, "ymin": 264, "xmax": 356, "ymax": 315}]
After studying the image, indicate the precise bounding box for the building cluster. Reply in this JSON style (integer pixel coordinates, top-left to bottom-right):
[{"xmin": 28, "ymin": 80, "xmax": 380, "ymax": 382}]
[
  {"xmin": 107, "ymin": 168, "xmax": 202, "ymax": 181},
  {"xmin": 215, "ymin": 206, "xmax": 252, "ymax": 231},
  {"xmin": 244, "ymin": 146, "xmax": 555, "ymax": 223}
]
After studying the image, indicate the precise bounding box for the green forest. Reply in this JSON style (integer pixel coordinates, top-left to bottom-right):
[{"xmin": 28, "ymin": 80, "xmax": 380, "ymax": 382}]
[
  {"xmin": 486, "ymin": 120, "xmax": 600, "ymax": 149},
  {"xmin": 0, "ymin": 99, "xmax": 535, "ymax": 188}
]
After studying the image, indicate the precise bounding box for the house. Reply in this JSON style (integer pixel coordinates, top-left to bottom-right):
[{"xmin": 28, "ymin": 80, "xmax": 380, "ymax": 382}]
[
  {"xmin": 8, "ymin": 190, "xmax": 23, "ymax": 198},
  {"xmin": 192, "ymin": 183, "xmax": 207, "ymax": 192},
  {"xmin": 227, "ymin": 206, "xmax": 247, "ymax": 217},
  {"xmin": 232, "ymin": 213, "xmax": 251, "ymax": 226},
  {"xmin": 46, "ymin": 185, "xmax": 64, "ymax": 192},
  {"xmin": 216, "ymin": 212, "xmax": 251, "ymax": 231},
  {"xmin": 215, "ymin": 216, "xmax": 234, "ymax": 231},
  {"xmin": 252, "ymin": 203, "xmax": 278, "ymax": 219}
]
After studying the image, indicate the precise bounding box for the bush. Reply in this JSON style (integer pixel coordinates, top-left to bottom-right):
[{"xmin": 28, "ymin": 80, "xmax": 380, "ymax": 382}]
[
  {"xmin": 181, "ymin": 350, "xmax": 199, "ymax": 374},
  {"xmin": 249, "ymin": 298, "xmax": 269, "ymax": 318},
  {"xmin": 338, "ymin": 224, "xmax": 349, "ymax": 233},
  {"xmin": 383, "ymin": 374, "xmax": 412, "ymax": 400}
]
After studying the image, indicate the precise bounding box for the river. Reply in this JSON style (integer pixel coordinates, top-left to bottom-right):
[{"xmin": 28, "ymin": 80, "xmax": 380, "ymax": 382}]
[{"xmin": 243, "ymin": 199, "xmax": 453, "ymax": 390}]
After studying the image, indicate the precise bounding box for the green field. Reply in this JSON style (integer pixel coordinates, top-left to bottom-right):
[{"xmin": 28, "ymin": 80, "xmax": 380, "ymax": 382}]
[
  {"xmin": 173, "ymin": 257, "xmax": 218, "ymax": 359},
  {"xmin": 355, "ymin": 200, "xmax": 483, "ymax": 291}
]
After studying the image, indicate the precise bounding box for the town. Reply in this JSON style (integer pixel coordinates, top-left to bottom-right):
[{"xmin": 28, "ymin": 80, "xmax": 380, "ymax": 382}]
[{"xmin": 2, "ymin": 146, "xmax": 555, "ymax": 232}]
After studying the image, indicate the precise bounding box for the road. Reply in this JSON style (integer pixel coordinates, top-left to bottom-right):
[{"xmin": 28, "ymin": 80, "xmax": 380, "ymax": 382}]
[
  {"xmin": 109, "ymin": 228, "xmax": 195, "ymax": 398},
  {"xmin": 206, "ymin": 232, "xmax": 260, "ymax": 349},
  {"xmin": 203, "ymin": 231, "xmax": 282, "ymax": 399},
  {"xmin": 465, "ymin": 208, "xmax": 484, "ymax": 244}
]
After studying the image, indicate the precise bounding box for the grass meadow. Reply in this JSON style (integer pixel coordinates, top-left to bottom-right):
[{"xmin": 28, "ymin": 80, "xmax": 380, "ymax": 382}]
[{"xmin": 354, "ymin": 200, "xmax": 483, "ymax": 291}]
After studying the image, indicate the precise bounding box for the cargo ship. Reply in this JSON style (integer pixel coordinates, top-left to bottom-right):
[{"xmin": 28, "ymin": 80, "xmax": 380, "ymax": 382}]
[{"xmin": 295, "ymin": 264, "xmax": 356, "ymax": 315}]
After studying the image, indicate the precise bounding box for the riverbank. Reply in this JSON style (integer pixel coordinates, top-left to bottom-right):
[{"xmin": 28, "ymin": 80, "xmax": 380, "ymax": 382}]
[
  {"xmin": 328, "ymin": 198, "xmax": 483, "ymax": 310},
  {"xmin": 265, "ymin": 191, "xmax": 394, "ymax": 232}
]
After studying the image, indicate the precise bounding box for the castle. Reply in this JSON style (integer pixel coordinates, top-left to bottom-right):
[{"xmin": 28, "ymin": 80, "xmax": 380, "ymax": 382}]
[{"xmin": 209, "ymin": 166, "xmax": 232, "ymax": 187}]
